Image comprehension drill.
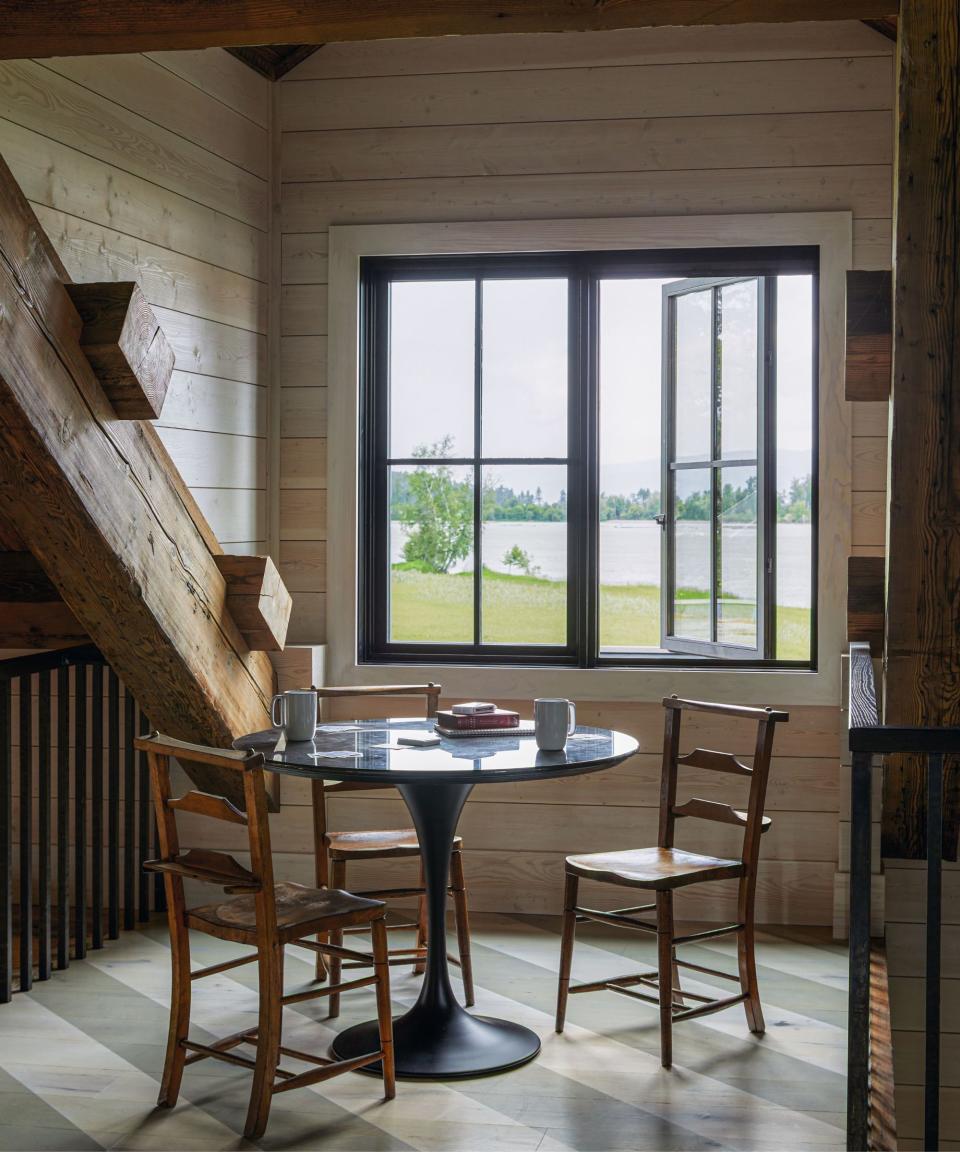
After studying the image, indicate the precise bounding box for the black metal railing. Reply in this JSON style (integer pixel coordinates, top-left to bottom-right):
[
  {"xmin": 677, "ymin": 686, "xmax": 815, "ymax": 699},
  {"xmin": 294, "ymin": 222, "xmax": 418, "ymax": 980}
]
[
  {"xmin": 847, "ymin": 640, "xmax": 949, "ymax": 1151},
  {"xmin": 0, "ymin": 646, "xmax": 161, "ymax": 1003}
]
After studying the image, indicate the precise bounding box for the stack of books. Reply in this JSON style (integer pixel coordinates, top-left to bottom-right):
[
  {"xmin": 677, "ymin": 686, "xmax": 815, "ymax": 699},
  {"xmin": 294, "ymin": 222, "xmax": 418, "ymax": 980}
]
[{"xmin": 435, "ymin": 702, "xmax": 532, "ymax": 739}]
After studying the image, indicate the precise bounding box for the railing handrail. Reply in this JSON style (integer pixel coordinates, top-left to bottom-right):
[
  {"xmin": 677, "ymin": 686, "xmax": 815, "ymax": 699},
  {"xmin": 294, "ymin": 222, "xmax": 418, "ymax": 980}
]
[
  {"xmin": 0, "ymin": 644, "xmax": 105, "ymax": 680},
  {"xmin": 848, "ymin": 640, "xmax": 960, "ymax": 752},
  {"xmin": 846, "ymin": 640, "xmax": 941, "ymax": 1152}
]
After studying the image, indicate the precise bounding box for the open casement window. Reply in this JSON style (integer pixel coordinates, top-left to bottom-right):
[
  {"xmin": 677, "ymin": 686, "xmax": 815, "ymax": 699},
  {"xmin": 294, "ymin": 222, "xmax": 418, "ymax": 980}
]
[{"xmin": 661, "ymin": 276, "xmax": 776, "ymax": 659}]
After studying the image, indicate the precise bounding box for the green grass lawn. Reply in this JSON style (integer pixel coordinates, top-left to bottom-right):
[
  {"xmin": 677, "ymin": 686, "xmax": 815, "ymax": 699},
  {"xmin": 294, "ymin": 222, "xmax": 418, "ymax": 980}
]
[{"xmin": 390, "ymin": 566, "xmax": 811, "ymax": 659}]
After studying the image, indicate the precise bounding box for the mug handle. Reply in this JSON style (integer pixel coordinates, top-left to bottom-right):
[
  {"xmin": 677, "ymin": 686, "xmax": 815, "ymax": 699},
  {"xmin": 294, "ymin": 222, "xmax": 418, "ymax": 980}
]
[
  {"xmin": 567, "ymin": 701, "xmax": 577, "ymax": 736},
  {"xmin": 271, "ymin": 693, "xmax": 285, "ymax": 729}
]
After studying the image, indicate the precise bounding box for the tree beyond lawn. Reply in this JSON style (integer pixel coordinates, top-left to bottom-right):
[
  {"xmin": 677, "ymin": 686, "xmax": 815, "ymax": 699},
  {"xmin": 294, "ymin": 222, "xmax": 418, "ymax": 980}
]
[{"xmin": 389, "ymin": 566, "xmax": 810, "ymax": 658}]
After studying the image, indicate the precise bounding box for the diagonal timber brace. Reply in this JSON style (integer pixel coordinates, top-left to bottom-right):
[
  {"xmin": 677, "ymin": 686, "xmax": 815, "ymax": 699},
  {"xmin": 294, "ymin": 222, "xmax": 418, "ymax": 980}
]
[{"xmin": 0, "ymin": 150, "xmax": 279, "ymax": 805}]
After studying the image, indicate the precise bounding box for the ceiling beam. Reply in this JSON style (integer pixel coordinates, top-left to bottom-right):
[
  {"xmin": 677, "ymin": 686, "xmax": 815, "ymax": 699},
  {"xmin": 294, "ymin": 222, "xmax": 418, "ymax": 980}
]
[{"xmin": 0, "ymin": 1, "xmax": 900, "ymax": 59}]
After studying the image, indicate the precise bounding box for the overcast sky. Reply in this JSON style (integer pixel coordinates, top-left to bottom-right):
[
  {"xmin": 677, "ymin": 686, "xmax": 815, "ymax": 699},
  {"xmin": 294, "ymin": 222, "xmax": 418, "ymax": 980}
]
[{"xmin": 388, "ymin": 273, "xmax": 813, "ymax": 504}]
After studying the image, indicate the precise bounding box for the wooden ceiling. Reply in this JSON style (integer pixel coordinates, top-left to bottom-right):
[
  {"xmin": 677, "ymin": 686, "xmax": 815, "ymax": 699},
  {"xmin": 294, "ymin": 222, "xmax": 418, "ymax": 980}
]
[{"xmin": 0, "ymin": 1, "xmax": 899, "ymax": 60}]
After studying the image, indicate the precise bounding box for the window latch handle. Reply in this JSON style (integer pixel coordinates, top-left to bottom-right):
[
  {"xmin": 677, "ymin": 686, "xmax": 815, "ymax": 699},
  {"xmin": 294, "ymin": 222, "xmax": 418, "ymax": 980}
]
[{"xmin": 654, "ymin": 514, "xmax": 667, "ymax": 530}]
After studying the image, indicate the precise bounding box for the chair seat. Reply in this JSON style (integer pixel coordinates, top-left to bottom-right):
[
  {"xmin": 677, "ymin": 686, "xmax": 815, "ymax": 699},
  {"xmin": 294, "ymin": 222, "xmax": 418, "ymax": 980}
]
[
  {"xmin": 324, "ymin": 828, "xmax": 463, "ymax": 859},
  {"xmin": 187, "ymin": 882, "xmax": 384, "ymax": 942},
  {"xmin": 566, "ymin": 846, "xmax": 744, "ymax": 890}
]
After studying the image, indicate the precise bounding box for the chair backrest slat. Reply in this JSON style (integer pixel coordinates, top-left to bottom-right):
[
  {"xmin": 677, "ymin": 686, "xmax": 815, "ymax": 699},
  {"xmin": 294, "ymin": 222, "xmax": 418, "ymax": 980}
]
[
  {"xmin": 147, "ymin": 847, "xmax": 260, "ymax": 891},
  {"xmin": 168, "ymin": 791, "xmax": 248, "ymax": 826},
  {"xmin": 672, "ymin": 797, "xmax": 772, "ymax": 833},
  {"xmin": 135, "ymin": 733, "xmax": 276, "ymax": 925},
  {"xmin": 657, "ymin": 697, "xmax": 787, "ymax": 876},
  {"xmin": 677, "ymin": 748, "xmax": 752, "ymax": 777}
]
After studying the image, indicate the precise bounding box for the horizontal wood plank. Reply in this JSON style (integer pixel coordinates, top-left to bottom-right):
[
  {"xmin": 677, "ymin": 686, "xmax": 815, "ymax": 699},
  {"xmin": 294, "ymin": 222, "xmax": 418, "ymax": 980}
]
[
  {"xmin": 290, "ymin": 21, "xmax": 892, "ymax": 80},
  {"xmin": 42, "ymin": 54, "xmax": 269, "ymax": 179},
  {"xmin": 157, "ymin": 372, "xmax": 265, "ymax": 438},
  {"xmin": 145, "ymin": 48, "xmax": 270, "ymax": 129},
  {"xmin": 282, "ymin": 110, "xmax": 892, "ymax": 184},
  {"xmin": 281, "ymin": 166, "xmax": 893, "ymax": 232},
  {"xmin": 281, "ymin": 57, "xmax": 893, "ymax": 132},
  {"xmin": 279, "ymin": 490, "xmax": 327, "ymax": 541},
  {"xmin": 34, "ymin": 205, "xmax": 267, "ymax": 333},
  {"xmin": 0, "ymin": 60, "xmax": 266, "ymax": 227}
]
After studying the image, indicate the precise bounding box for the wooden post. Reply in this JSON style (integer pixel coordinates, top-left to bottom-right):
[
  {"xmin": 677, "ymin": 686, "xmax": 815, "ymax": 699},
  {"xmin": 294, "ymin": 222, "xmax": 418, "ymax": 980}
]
[
  {"xmin": 65, "ymin": 282, "xmax": 174, "ymax": 419},
  {"xmin": 0, "ymin": 152, "xmax": 276, "ymax": 805},
  {"xmin": 883, "ymin": 0, "xmax": 960, "ymax": 859}
]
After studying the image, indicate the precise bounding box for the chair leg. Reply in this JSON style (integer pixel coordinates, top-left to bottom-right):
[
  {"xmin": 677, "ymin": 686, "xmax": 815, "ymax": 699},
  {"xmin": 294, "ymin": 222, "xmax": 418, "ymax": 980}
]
[
  {"xmin": 311, "ymin": 780, "xmax": 329, "ymax": 983},
  {"xmin": 158, "ymin": 906, "xmax": 191, "ymax": 1108},
  {"xmin": 450, "ymin": 850, "xmax": 474, "ymax": 1007},
  {"xmin": 656, "ymin": 891, "xmax": 674, "ymax": 1068},
  {"xmin": 671, "ymin": 946, "xmax": 685, "ymax": 1007},
  {"xmin": 328, "ymin": 859, "xmax": 346, "ymax": 1019},
  {"xmin": 737, "ymin": 922, "xmax": 765, "ymax": 1034},
  {"xmin": 371, "ymin": 917, "xmax": 396, "ymax": 1100},
  {"xmin": 245, "ymin": 943, "xmax": 283, "ymax": 1140},
  {"xmin": 413, "ymin": 860, "xmax": 428, "ymax": 976},
  {"xmin": 555, "ymin": 870, "xmax": 579, "ymax": 1033}
]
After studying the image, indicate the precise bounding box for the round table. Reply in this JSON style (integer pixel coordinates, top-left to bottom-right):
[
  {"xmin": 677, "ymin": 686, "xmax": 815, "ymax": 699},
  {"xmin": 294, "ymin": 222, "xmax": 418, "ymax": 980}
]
[{"xmin": 236, "ymin": 718, "xmax": 638, "ymax": 1079}]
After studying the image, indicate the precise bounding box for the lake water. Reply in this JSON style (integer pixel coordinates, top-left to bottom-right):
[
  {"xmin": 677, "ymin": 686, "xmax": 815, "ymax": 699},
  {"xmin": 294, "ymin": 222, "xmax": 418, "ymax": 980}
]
[{"xmin": 392, "ymin": 520, "xmax": 812, "ymax": 608}]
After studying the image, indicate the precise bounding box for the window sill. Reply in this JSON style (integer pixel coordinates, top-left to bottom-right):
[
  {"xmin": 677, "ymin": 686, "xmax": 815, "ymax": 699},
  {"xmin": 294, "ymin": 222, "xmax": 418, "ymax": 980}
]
[{"xmin": 340, "ymin": 657, "xmax": 835, "ymax": 708}]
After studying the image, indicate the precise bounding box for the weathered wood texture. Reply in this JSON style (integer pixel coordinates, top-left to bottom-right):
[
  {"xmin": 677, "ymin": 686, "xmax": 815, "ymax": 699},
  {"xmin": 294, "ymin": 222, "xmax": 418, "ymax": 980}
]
[
  {"xmin": 0, "ymin": 151, "xmax": 275, "ymax": 802},
  {"xmin": 65, "ymin": 281, "xmax": 174, "ymax": 418},
  {"xmin": 848, "ymin": 555, "xmax": 886, "ymax": 656},
  {"xmin": 0, "ymin": 49, "xmax": 271, "ymax": 551},
  {"xmin": 0, "ymin": 2, "xmax": 901, "ymax": 58},
  {"xmin": 214, "ymin": 555, "xmax": 292, "ymax": 651},
  {"xmin": 0, "ymin": 553, "xmax": 87, "ymax": 648},
  {"xmin": 277, "ymin": 20, "xmax": 894, "ymax": 645},
  {"xmin": 846, "ymin": 269, "xmax": 893, "ymax": 400},
  {"xmin": 883, "ymin": 0, "xmax": 960, "ymax": 862}
]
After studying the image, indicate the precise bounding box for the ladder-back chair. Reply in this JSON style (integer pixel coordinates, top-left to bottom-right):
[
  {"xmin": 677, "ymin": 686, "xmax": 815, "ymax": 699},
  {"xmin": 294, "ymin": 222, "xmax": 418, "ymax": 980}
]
[
  {"xmin": 555, "ymin": 696, "xmax": 788, "ymax": 1067},
  {"xmin": 309, "ymin": 684, "xmax": 474, "ymax": 1013},
  {"xmin": 138, "ymin": 733, "xmax": 395, "ymax": 1140}
]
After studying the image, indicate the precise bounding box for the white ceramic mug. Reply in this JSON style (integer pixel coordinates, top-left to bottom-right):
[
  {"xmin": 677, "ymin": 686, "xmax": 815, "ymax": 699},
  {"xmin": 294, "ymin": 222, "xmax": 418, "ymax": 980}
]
[
  {"xmin": 271, "ymin": 689, "xmax": 317, "ymax": 742},
  {"xmin": 534, "ymin": 698, "xmax": 576, "ymax": 751}
]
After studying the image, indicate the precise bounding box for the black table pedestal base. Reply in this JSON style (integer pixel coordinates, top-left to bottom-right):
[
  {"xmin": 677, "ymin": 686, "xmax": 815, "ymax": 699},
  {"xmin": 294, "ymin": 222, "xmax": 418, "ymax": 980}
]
[{"xmin": 331, "ymin": 1003, "xmax": 541, "ymax": 1079}]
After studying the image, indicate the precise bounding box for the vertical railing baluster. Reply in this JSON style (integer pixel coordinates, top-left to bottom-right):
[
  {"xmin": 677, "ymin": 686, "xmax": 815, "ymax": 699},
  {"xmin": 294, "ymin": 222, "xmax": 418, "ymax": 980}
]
[
  {"xmin": 0, "ymin": 679, "xmax": 11, "ymax": 1002},
  {"xmin": 36, "ymin": 671, "xmax": 51, "ymax": 982},
  {"xmin": 846, "ymin": 748, "xmax": 872, "ymax": 1152},
  {"xmin": 73, "ymin": 664, "xmax": 86, "ymax": 961},
  {"xmin": 123, "ymin": 688, "xmax": 135, "ymax": 931},
  {"xmin": 90, "ymin": 663, "xmax": 103, "ymax": 950},
  {"xmin": 137, "ymin": 707, "xmax": 149, "ymax": 922},
  {"xmin": 925, "ymin": 751, "xmax": 943, "ymax": 1152},
  {"xmin": 18, "ymin": 674, "xmax": 33, "ymax": 992},
  {"xmin": 107, "ymin": 668, "xmax": 119, "ymax": 940},
  {"xmin": 56, "ymin": 666, "xmax": 70, "ymax": 969}
]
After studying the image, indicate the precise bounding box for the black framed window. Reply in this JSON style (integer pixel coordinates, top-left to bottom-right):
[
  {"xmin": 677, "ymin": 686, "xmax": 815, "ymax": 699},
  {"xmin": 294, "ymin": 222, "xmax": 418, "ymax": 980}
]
[{"xmin": 359, "ymin": 247, "xmax": 818, "ymax": 669}]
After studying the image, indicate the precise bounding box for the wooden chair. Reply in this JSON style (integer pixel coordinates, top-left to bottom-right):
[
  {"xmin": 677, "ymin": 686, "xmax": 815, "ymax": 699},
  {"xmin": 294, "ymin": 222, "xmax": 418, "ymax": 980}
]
[
  {"xmin": 138, "ymin": 733, "xmax": 395, "ymax": 1140},
  {"xmin": 309, "ymin": 683, "xmax": 474, "ymax": 1012},
  {"xmin": 555, "ymin": 696, "xmax": 788, "ymax": 1068}
]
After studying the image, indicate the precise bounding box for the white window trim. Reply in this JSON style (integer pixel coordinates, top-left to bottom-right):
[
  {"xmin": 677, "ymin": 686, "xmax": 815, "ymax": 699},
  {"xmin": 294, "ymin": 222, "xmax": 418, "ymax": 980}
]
[{"xmin": 326, "ymin": 212, "xmax": 852, "ymax": 706}]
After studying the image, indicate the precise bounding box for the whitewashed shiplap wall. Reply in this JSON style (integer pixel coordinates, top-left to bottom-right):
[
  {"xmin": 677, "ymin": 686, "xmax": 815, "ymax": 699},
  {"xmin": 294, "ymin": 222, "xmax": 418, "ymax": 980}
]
[
  {"xmin": 0, "ymin": 49, "xmax": 271, "ymax": 552},
  {"xmin": 277, "ymin": 18, "xmax": 893, "ymax": 646},
  {"xmin": 263, "ymin": 19, "xmax": 897, "ymax": 926}
]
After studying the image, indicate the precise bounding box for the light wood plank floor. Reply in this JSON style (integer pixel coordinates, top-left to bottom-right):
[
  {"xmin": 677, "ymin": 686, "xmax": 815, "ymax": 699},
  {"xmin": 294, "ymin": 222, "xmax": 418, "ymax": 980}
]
[{"xmin": 0, "ymin": 914, "xmax": 847, "ymax": 1151}]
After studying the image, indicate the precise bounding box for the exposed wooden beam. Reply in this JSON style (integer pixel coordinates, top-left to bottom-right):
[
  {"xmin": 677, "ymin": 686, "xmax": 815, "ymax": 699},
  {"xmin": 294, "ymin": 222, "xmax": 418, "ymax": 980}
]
[
  {"xmin": 847, "ymin": 556, "xmax": 885, "ymax": 657},
  {"xmin": 65, "ymin": 282, "xmax": 174, "ymax": 420},
  {"xmin": 0, "ymin": 552, "xmax": 88, "ymax": 648},
  {"xmin": 214, "ymin": 555, "xmax": 292, "ymax": 652},
  {"xmin": 883, "ymin": 0, "xmax": 960, "ymax": 859},
  {"xmin": 845, "ymin": 270, "xmax": 892, "ymax": 402},
  {"xmin": 0, "ymin": 1, "xmax": 901, "ymax": 59},
  {"xmin": 0, "ymin": 150, "xmax": 276, "ymax": 805}
]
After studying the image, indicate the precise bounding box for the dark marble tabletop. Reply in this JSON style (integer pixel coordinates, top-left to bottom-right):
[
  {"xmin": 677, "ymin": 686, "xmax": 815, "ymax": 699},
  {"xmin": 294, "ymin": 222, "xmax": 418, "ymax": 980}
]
[{"xmin": 235, "ymin": 718, "xmax": 639, "ymax": 785}]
